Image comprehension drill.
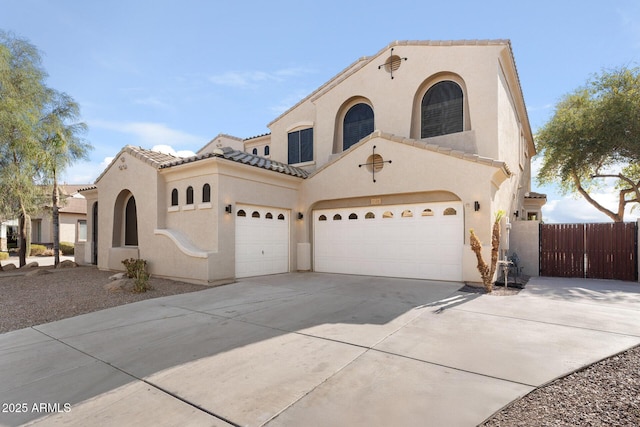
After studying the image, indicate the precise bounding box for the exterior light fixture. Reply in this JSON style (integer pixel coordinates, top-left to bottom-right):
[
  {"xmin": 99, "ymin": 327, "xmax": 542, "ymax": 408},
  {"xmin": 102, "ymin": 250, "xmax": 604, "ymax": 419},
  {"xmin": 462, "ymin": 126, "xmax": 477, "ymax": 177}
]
[
  {"xmin": 474, "ymin": 201, "xmax": 480, "ymax": 212},
  {"xmin": 225, "ymin": 204, "xmax": 233, "ymax": 214},
  {"xmin": 297, "ymin": 212, "xmax": 304, "ymax": 220}
]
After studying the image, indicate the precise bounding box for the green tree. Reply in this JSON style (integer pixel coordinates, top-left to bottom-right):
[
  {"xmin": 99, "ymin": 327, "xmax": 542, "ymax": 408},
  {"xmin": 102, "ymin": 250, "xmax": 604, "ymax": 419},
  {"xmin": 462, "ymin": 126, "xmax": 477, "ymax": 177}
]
[
  {"xmin": 0, "ymin": 31, "xmax": 49, "ymax": 266},
  {"xmin": 536, "ymin": 66, "xmax": 640, "ymax": 222},
  {"xmin": 39, "ymin": 91, "xmax": 91, "ymax": 266}
]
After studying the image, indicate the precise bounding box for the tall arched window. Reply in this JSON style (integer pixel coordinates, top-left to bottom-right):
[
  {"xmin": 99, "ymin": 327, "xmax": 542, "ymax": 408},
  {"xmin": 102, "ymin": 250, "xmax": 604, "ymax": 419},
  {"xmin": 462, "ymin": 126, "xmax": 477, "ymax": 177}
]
[
  {"xmin": 421, "ymin": 81, "xmax": 463, "ymax": 138},
  {"xmin": 125, "ymin": 196, "xmax": 138, "ymax": 246},
  {"xmin": 343, "ymin": 103, "xmax": 374, "ymax": 150},
  {"xmin": 202, "ymin": 184, "xmax": 211, "ymax": 203},
  {"xmin": 171, "ymin": 189, "xmax": 178, "ymax": 206},
  {"xmin": 186, "ymin": 186, "xmax": 194, "ymax": 205}
]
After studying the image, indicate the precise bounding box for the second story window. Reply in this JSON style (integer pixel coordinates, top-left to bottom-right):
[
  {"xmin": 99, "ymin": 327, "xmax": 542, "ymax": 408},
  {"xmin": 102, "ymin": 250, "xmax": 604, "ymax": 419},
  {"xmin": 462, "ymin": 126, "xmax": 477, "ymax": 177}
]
[{"xmin": 288, "ymin": 128, "xmax": 313, "ymax": 164}]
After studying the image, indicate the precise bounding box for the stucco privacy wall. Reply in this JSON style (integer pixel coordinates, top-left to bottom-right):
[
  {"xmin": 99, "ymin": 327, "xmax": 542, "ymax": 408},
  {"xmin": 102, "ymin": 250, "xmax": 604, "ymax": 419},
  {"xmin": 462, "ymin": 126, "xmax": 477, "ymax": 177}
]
[{"xmin": 509, "ymin": 220, "xmax": 540, "ymax": 277}]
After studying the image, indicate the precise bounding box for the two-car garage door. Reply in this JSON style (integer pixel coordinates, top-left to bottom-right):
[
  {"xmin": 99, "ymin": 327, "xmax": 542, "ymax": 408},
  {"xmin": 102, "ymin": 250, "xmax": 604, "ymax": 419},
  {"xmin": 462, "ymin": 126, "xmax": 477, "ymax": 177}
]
[{"xmin": 314, "ymin": 202, "xmax": 463, "ymax": 281}]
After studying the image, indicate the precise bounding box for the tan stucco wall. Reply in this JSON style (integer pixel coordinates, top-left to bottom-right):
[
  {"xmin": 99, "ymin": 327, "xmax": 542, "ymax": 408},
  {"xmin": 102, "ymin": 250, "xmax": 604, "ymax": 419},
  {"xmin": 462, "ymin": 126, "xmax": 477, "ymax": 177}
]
[
  {"xmin": 297, "ymin": 135, "xmax": 508, "ymax": 283},
  {"xmin": 510, "ymin": 220, "xmax": 540, "ymax": 277}
]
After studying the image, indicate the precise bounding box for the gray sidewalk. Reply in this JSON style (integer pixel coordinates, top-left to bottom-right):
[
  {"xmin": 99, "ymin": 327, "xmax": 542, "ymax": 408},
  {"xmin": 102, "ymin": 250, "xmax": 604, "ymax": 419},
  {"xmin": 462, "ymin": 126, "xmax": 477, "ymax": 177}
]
[{"xmin": 1, "ymin": 274, "xmax": 640, "ymax": 426}]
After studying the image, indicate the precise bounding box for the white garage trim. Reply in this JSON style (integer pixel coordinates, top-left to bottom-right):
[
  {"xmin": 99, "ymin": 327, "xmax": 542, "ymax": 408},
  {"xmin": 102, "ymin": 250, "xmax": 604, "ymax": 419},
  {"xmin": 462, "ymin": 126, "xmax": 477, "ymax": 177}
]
[
  {"xmin": 313, "ymin": 202, "xmax": 463, "ymax": 281},
  {"xmin": 235, "ymin": 204, "xmax": 290, "ymax": 278}
]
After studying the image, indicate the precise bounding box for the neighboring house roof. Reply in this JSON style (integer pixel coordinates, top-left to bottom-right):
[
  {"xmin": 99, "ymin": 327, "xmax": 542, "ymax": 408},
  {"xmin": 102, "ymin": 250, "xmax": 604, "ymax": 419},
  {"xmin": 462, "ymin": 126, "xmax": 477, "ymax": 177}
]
[
  {"xmin": 59, "ymin": 196, "xmax": 87, "ymax": 215},
  {"xmin": 95, "ymin": 145, "xmax": 308, "ymax": 183}
]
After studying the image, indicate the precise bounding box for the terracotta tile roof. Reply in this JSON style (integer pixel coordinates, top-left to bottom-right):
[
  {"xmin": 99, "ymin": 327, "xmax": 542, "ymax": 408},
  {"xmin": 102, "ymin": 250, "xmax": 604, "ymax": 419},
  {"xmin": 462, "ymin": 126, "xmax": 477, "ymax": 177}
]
[{"xmin": 160, "ymin": 147, "xmax": 309, "ymax": 178}]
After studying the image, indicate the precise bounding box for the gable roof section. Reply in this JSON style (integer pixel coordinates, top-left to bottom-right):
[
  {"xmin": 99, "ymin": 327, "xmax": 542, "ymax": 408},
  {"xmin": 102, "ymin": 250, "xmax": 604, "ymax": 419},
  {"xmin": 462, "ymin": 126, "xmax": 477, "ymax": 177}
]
[
  {"xmin": 269, "ymin": 39, "xmax": 515, "ymax": 127},
  {"xmin": 95, "ymin": 145, "xmax": 308, "ymax": 184},
  {"xmin": 161, "ymin": 147, "xmax": 309, "ymax": 178},
  {"xmin": 308, "ymin": 130, "xmax": 511, "ymax": 179}
]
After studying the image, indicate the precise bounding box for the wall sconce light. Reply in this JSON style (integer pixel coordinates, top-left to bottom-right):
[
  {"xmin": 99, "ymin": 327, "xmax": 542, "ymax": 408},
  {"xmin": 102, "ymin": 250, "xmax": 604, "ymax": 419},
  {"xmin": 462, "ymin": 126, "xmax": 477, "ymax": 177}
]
[
  {"xmin": 297, "ymin": 212, "xmax": 304, "ymax": 220},
  {"xmin": 514, "ymin": 210, "xmax": 519, "ymax": 218},
  {"xmin": 474, "ymin": 201, "xmax": 480, "ymax": 212},
  {"xmin": 225, "ymin": 204, "xmax": 232, "ymax": 214}
]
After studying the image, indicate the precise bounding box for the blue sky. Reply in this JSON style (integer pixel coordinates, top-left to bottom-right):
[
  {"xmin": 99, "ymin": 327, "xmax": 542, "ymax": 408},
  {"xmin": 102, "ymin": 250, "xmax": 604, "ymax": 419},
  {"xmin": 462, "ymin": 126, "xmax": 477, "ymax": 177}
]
[{"xmin": 2, "ymin": 0, "xmax": 640, "ymax": 223}]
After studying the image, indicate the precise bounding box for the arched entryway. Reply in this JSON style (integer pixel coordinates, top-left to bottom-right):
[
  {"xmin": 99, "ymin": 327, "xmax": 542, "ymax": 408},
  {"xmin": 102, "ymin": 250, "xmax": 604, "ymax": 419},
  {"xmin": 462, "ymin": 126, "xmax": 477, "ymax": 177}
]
[{"xmin": 112, "ymin": 190, "xmax": 138, "ymax": 247}]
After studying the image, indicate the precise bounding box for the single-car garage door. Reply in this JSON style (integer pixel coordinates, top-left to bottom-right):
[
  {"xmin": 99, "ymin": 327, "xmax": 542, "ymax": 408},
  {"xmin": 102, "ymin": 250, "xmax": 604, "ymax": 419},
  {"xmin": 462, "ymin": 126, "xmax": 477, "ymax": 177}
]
[
  {"xmin": 314, "ymin": 202, "xmax": 463, "ymax": 281},
  {"xmin": 235, "ymin": 204, "xmax": 289, "ymax": 278}
]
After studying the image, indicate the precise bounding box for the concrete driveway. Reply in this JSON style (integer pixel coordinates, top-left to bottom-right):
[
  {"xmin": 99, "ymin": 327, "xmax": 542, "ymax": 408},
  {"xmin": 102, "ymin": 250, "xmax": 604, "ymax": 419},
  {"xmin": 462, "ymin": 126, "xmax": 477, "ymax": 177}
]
[{"xmin": 2, "ymin": 273, "xmax": 640, "ymax": 426}]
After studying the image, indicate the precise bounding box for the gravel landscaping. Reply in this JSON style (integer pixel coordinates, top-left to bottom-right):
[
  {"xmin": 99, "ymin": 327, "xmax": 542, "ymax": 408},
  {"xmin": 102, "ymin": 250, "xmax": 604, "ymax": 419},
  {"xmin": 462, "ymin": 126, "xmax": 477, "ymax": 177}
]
[{"xmin": 1, "ymin": 265, "xmax": 638, "ymax": 425}]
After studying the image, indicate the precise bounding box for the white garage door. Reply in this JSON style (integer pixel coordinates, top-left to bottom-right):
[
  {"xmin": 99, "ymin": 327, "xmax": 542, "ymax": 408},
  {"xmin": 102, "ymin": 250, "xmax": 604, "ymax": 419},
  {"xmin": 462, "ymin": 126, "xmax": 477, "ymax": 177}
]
[
  {"xmin": 314, "ymin": 202, "xmax": 463, "ymax": 281},
  {"xmin": 235, "ymin": 204, "xmax": 289, "ymax": 278}
]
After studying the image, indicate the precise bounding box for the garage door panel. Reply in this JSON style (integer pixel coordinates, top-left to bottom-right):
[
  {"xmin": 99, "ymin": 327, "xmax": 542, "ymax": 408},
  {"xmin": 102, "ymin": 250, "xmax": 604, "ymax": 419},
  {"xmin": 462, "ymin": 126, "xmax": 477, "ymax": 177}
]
[
  {"xmin": 314, "ymin": 202, "xmax": 463, "ymax": 281},
  {"xmin": 236, "ymin": 205, "xmax": 289, "ymax": 278}
]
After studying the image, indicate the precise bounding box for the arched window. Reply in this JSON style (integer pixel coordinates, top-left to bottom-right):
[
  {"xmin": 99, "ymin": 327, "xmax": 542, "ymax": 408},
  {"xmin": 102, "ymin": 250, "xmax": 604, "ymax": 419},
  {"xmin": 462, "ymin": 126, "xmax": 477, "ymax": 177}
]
[
  {"xmin": 202, "ymin": 184, "xmax": 211, "ymax": 203},
  {"xmin": 237, "ymin": 209, "xmax": 246, "ymax": 217},
  {"xmin": 171, "ymin": 189, "xmax": 178, "ymax": 206},
  {"xmin": 186, "ymin": 186, "xmax": 194, "ymax": 205},
  {"xmin": 422, "ymin": 208, "xmax": 434, "ymax": 217},
  {"xmin": 252, "ymin": 148, "xmax": 258, "ymax": 155},
  {"xmin": 421, "ymin": 81, "xmax": 463, "ymax": 138},
  {"xmin": 264, "ymin": 145, "xmax": 270, "ymax": 156},
  {"xmin": 266, "ymin": 212, "xmax": 273, "ymax": 219},
  {"xmin": 382, "ymin": 211, "xmax": 393, "ymax": 219},
  {"xmin": 444, "ymin": 207, "xmax": 457, "ymax": 216},
  {"xmin": 277, "ymin": 213, "xmax": 285, "ymax": 220},
  {"xmin": 252, "ymin": 211, "xmax": 260, "ymax": 218},
  {"xmin": 348, "ymin": 213, "xmax": 358, "ymax": 220},
  {"xmin": 343, "ymin": 103, "xmax": 374, "ymax": 150},
  {"xmin": 402, "ymin": 210, "xmax": 413, "ymax": 218},
  {"xmin": 365, "ymin": 212, "xmax": 375, "ymax": 219},
  {"xmin": 333, "ymin": 214, "xmax": 342, "ymax": 221},
  {"xmin": 318, "ymin": 215, "xmax": 327, "ymax": 221},
  {"xmin": 125, "ymin": 196, "xmax": 138, "ymax": 246}
]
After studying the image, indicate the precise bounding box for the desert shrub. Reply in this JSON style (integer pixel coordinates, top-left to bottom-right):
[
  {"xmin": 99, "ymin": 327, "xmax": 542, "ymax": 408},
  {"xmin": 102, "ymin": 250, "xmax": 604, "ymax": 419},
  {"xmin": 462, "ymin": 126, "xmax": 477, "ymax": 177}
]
[
  {"xmin": 30, "ymin": 244, "xmax": 47, "ymax": 256},
  {"xmin": 122, "ymin": 258, "xmax": 151, "ymax": 293},
  {"xmin": 59, "ymin": 242, "xmax": 75, "ymax": 255},
  {"xmin": 0, "ymin": 252, "xmax": 8, "ymax": 260}
]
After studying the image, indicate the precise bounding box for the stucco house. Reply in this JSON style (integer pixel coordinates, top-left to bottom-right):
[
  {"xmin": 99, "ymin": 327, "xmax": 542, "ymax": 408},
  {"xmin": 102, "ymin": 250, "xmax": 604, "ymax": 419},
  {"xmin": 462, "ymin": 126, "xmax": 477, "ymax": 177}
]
[
  {"xmin": 78, "ymin": 40, "xmax": 544, "ymax": 285},
  {"xmin": 1, "ymin": 185, "xmax": 88, "ymax": 252}
]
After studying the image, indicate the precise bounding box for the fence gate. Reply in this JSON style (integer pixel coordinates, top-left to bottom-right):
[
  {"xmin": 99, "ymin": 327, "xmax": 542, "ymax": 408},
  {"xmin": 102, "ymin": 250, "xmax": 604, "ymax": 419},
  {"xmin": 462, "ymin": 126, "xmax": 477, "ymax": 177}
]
[{"xmin": 540, "ymin": 222, "xmax": 637, "ymax": 281}]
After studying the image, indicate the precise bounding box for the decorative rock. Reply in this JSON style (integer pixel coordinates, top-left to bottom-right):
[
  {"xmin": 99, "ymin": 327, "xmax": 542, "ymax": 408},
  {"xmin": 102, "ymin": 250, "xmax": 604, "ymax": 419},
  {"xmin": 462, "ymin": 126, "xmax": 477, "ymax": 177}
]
[
  {"xmin": 3, "ymin": 264, "xmax": 17, "ymax": 271},
  {"xmin": 104, "ymin": 278, "xmax": 134, "ymax": 292},
  {"xmin": 57, "ymin": 260, "xmax": 78, "ymax": 268},
  {"xmin": 109, "ymin": 272, "xmax": 127, "ymax": 281}
]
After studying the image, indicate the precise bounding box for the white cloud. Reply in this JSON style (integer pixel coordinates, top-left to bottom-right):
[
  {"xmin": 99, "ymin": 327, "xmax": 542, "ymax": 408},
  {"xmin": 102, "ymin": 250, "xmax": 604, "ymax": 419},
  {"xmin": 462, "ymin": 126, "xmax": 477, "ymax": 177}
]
[
  {"xmin": 209, "ymin": 67, "xmax": 314, "ymax": 88},
  {"xmin": 151, "ymin": 145, "xmax": 196, "ymax": 158},
  {"xmin": 90, "ymin": 120, "xmax": 203, "ymax": 147},
  {"xmin": 542, "ymin": 191, "xmax": 640, "ymax": 224}
]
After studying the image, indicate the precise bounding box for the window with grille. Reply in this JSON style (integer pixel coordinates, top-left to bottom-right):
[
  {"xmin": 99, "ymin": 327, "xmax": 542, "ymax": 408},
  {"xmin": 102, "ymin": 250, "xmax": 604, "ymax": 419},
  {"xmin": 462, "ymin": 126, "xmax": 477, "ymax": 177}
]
[
  {"xmin": 421, "ymin": 81, "xmax": 463, "ymax": 138},
  {"xmin": 288, "ymin": 128, "xmax": 313, "ymax": 164}
]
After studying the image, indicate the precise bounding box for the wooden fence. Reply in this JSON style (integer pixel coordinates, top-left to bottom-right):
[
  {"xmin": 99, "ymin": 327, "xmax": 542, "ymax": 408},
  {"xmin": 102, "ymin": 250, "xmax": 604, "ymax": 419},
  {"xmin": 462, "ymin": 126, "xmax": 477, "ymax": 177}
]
[{"xmin": 540, "ymin": 222, "xmax": 637, "ymax": 281}]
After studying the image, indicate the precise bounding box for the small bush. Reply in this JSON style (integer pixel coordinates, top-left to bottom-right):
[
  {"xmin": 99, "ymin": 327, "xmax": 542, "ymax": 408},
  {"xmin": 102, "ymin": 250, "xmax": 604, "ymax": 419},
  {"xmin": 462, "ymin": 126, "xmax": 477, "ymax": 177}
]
[
  {"xmin": 30, "ymin": 244, "xmax": 47, "ymax": 256},
  {"xmin": 122, "ymin": 258, "xmax": 151, "ymax": 293},
  {"xmin": 0, "ymin": 252, "xmax": 8, "ymax": 261},
  {"xmin": 59, "ymin": 242, "xmax": 74, "ymax": 256}
]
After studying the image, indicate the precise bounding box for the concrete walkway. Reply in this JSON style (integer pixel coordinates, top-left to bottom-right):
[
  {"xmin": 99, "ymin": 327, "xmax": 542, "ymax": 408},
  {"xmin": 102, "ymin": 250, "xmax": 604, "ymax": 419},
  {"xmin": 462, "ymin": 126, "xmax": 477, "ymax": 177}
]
[{"xmin": 1, "ymin": 274, "xmax": 640, "ymax": 426}]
